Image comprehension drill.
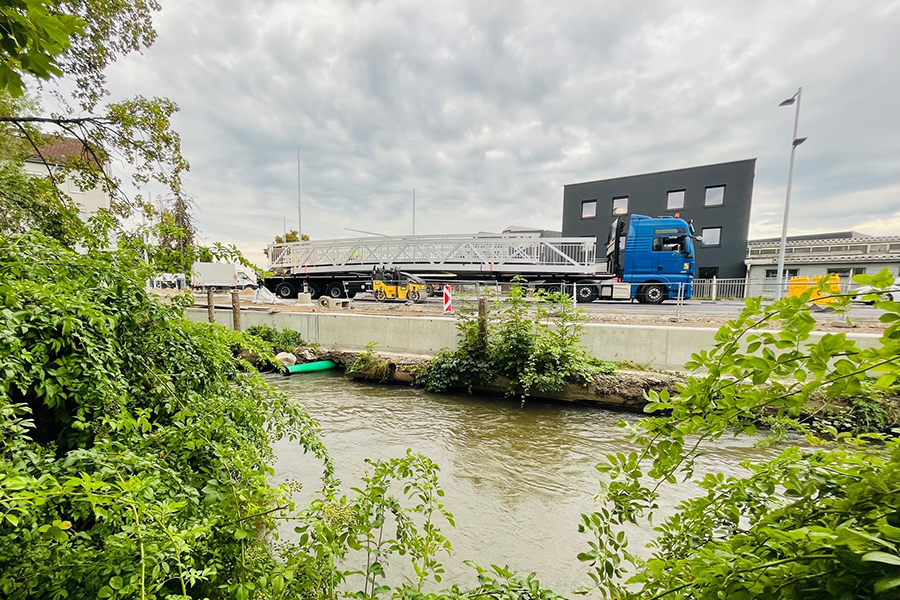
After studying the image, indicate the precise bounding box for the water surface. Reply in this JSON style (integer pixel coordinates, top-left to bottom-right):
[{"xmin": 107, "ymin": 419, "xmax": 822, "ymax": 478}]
[{"xmin": 270, "ymin": 373, "xmax": 779, "ymax": 593}]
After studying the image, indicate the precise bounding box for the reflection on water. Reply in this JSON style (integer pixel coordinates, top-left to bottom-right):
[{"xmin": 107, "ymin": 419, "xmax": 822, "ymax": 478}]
[{"xmin": 269, "ymin": 372, "xmax": 780, "ymax": 593}]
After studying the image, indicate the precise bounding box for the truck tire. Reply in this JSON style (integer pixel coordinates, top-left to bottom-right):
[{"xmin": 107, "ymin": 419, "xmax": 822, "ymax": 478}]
[
  {"xmin": 640, "ymin": 284, "xmax": 666, "ymax": 305},
  {"xmin": 408, "ymin": 289, "xmax": 420, "ymax": 302},
  {"xmin": 575, "ymin": 281, "xmax": 598, "ymax": 303},
  {"xmin": 305, "ymin": 281, "xmax": 322, "ymax": 300},
  {"xmin": 374, "ymin": 289, "xmax": 387, "ymax": 302},
  {"xmin": 326, "ymin": 283, "xmax": 345, "ymax": 298},
  {"xmin": 275, "ymin": 282, "xmax": 295, "ymax": 299}
]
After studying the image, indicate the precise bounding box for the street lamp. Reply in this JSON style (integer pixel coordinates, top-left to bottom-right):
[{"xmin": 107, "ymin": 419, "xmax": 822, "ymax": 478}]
[{"xmin": 774, "ymin": 87, "xmax": 807, "ymax": 300}]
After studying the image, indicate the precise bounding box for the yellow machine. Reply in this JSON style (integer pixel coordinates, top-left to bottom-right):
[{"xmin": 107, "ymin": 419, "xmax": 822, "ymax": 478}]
[
  {"xmin": 372, "ymin": 269, "xmax": 427, "ymax": 302},
  {"xmin": 788, "ymin": 274, "xmax": 840, "ymax": 305}
]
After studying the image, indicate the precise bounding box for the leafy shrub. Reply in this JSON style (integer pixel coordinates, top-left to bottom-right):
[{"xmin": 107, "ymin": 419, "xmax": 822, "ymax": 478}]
[
  {"xmin": 348, "ymin": 341, "xmax": 393, "ymax": 379},
  {"xmin": 577, "ymin": 269, "xmax": 900, "ymax": 599},
  {"xmin": 419, "ymin": 280, "xmax": 614, "ymax": 394},
  {"xmin": 0, "ymin": 233, "xmax": 332, "ymax": 599},
  {"xmin": 245, "ymin": 324, "xmax": 306, "ymax": 354}
]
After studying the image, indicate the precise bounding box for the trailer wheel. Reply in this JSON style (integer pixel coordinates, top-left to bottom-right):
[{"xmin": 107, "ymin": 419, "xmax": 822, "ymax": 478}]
[
  {"xmin": 641, "ymin": 284, "xmax": 666, "ymax": 305},
  {"xmin": 275, "ymin": 282, "xmax": 295, "ymax": 299},
  {"xmin": 326, "ymin": 283, "xmax": 345, "ymax": 298},
  {"xmin": 575, "ymin": 282, "xmax": 598, "ymax": 303},
  {"xmin": 305, "ymin": 281, "xmax": 322, "ymax": 299}
]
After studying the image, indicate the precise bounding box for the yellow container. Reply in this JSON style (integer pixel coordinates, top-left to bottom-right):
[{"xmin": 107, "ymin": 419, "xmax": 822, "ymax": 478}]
[{"xmin": 788, "ymin": 274, "xmax": 840, "ymax": 304}]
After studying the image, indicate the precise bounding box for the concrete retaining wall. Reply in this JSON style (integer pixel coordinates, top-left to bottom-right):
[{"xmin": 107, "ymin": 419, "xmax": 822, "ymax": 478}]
[{"xmin": 185, "ymin": 308, "xmax": 882, "ymax": 370}]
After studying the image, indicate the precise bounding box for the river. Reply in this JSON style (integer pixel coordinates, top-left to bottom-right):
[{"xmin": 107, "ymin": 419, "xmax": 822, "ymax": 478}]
[{"xmin": 269, "ymin": 372, "xmax": 782, "ymax": 594}]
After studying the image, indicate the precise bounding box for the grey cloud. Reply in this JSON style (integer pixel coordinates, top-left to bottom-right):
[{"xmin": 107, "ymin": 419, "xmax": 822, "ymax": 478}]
[{"xmin": 99, "ymin": 0, "xmax": 899, "ymax": 264}]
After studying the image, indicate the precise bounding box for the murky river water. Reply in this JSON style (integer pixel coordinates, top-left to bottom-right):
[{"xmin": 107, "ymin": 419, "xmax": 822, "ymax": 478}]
[{"xmin": 270, "ymin": 372, "xmax": 782, "ymax": 593}]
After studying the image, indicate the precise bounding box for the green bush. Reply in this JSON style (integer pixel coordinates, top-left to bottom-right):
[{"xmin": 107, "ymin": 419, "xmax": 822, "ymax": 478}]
[
  {"xmin": 245, "ymin": 324, "xmax": 306, "ymax": 354},
  {"xmin": 419, "ymin": 281, "xmax": 614, "ymax": 395},
  {"xmin": 0, "ymin": 233, "xmax": 332, "ymax": 599},
  {"xmin": 577, "ymin": 270, "xmax": 900, "ymax": 599}
]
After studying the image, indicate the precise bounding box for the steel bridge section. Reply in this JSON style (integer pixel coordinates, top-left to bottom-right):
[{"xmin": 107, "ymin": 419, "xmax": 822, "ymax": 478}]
[{"xmin": 267, "ymin": 235, "xmax": 599, "ymax": 277}]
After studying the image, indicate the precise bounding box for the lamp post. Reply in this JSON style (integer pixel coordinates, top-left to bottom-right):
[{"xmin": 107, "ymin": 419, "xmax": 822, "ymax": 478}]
[{"xmin": 774, "ymin": 87, "xmax": 808, "ymax": 300}]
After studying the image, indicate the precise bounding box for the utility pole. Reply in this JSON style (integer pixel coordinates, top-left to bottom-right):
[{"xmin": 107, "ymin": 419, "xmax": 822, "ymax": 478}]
[
  {"xmin": 412, "ymin": 188, "xmax": 416, "ymax": 236},
  {"xmin": 297, "ymin": 148, "xmax": 302, "ymax": 240}
]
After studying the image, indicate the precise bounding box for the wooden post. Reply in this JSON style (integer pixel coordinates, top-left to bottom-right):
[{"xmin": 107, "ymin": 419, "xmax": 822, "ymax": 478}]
[
  {"xmin": 207, "ymin": 290, "xmax": 215, "ymax": 324},
  {"xmin": 231, "ymin": 291, "xmax": 241, "ymax": 331},
  {"xmin": 477, "ymin": 297, "xmax": 488, "ymax": 357}
]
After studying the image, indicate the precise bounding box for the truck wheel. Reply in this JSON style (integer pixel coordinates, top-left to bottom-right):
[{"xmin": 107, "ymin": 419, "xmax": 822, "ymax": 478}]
[
  {"xmin": 275, "ymin": 282, "xmax": 295, "ymax": 299},
  {"xmin": 641, "ymin": 284, "xmax": 666, "ymax": 305},
  {"xmin": 544, "ymin": 282, "xmax": 562, "ymax": 295},
  {"xmin": 575, "ymin": 282, "xmax": 598, "ymax": 303},
  {"xmin": 374, "ymin": 289, "xmax": 387, "ymax": 302},
  {"xmin": 326, "ymin": 283, "xmax": 345, "ymax": 298},
  {"xmin": 305, "ymin": 281, "xmax": 321, "ymax": 300},
  {"xmin": 408, "ymin": 289, "xmax": 420, "ymax": 302}
]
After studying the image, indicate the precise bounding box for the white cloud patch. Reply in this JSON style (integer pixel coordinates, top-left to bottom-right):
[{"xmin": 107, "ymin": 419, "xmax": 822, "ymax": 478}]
[{"xmin": 98, "ymin": 0, "xmax": 898, "ymax": 264}]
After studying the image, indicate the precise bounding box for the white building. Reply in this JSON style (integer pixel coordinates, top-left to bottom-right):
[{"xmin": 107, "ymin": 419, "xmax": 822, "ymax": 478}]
[
  {"xmin": 23, "ymin": 135, "xmax": 111, "ymax": 222},
  {"xmin": 746, "ymin": 231, "xmax": 900, "ymax": 288}
]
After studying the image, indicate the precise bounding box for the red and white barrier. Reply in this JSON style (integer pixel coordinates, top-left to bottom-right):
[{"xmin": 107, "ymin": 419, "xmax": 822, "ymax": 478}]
[{"xmin": 443, "ymin": 285, "xmax": 452, "ymax": 313}]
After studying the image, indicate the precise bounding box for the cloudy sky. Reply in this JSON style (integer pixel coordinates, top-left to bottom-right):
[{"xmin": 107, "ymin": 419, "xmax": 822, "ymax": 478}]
[{"xmin": 100, "ymin": 0, "xmax": 898, "ymax": 264}]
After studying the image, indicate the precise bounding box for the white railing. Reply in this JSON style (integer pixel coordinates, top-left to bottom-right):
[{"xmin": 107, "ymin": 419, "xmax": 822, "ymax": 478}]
[{"xmin": 691, "ymin": 278, "xmax": 852, "ymax": 300}]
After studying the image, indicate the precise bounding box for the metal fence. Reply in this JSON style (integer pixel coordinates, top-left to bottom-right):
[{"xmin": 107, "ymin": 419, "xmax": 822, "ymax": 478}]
[{"xmin": 691, "ymin": 278, "xmax": 852, "ymax": 301}]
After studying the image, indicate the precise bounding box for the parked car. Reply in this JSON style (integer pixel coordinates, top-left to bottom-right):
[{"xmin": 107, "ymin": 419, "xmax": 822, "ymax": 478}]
[{"xmin": 853, "ymin": 278, "xmax": 900, "ymax": 304}]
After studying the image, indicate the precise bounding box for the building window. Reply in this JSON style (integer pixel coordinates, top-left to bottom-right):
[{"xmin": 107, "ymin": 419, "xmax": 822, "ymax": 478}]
[
  {"xmin": 869, "ymin": 244, "xmax": 888, "ymax": 253},
  {"xmin": 852, "ymin": 267, "xmax": 866, "ymax": 276},
  {"xmin": 846, "ymin": 245, "xmax": 866, "ymax": 254},
  {"xmin": 67, "ymin": 178, "xmax": 83, "ymax": 194},
  {"xmin": 666, "ymin": 190, "xmax": 685, "ymax": 210},
  {"xmin": 827, "ymin": 268, "xmax": 851, "ymax": 278},
  {"xmin": 704, "ymin": 185, "xmax": 725, "ymax": 207},
  {"xmin": 581, "ymin": 200, "xmax": 596, "ymax": 219},
  {"xmin": 698, "ymin": 267, "xmax": 719, "ymax": 279},
  {"xmin": 612, "ymin": 196, "xmax": 628, "ymax": 215},
  {"xmin": 765, "ymin": 268, "xmax": 799, "ymax": 278},
  {"xmin": 701, "ymin": 227, "xmax": 721, "ymax": 247}
]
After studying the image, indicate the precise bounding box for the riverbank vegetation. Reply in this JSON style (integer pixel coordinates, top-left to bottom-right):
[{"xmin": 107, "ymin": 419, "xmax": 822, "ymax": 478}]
[
  {"xmin": 576, "ymin": 271, "xmax": 900, "ymax": 599},
  {"xmin": 1, "ymin": 2, "xmax": 898, "ymax": 599},
  {"xmin": 419, "ymin": 281, "xmax": 616, "ymax": 395}
]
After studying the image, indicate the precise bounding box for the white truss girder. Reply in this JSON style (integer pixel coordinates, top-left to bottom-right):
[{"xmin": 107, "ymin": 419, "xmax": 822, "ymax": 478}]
[{"xmin": 268, "ymin": 234, "xmax": 598, "ymax": 276}]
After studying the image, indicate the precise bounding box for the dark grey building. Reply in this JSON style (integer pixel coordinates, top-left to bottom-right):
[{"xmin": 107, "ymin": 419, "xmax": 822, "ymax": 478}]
[{"xmin": 561, "ymin": 159, "xmax": 756, "ymax": 279}]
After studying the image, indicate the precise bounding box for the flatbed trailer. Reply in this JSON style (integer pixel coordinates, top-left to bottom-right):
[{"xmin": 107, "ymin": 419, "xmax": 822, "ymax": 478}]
[
  {"xmin": 264, "ymin": 215, "xmax": 695, "ymax": 304},
  {"xmin": 264, "ymin": 234, "xmax": 619, "ymax": 300}
]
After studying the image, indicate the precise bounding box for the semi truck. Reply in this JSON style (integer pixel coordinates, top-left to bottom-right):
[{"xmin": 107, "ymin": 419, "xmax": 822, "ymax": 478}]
[
  {"xmin": 263, "ymin": 214, "xmax": 695, "ymax": 304},
  {"xmin": 190, "ymin": 262, "xmax": 258, "ymax": 292}
]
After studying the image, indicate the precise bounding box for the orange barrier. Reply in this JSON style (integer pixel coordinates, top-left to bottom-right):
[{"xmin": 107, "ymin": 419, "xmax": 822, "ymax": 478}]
[{"xmin": 788, "ymin": 274, "xmax": 840, "ymax": 304}]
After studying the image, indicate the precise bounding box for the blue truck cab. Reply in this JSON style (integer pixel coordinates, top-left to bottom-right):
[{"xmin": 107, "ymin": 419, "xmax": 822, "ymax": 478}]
[{"xmin": 607, "ymin": 214, "xmax": 695, "ymax": 304}]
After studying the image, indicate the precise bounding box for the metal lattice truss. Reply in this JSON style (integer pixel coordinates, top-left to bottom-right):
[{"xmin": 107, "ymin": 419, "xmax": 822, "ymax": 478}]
[{"xmin": 268, "ymin": 235, "xmax": 598, "ymax": 276}]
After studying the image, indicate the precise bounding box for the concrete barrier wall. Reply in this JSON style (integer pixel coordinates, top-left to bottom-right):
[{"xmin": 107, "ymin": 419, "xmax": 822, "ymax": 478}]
[{"xmin": 185, "ymin": 308, "xmax": 882, "ymax": 370}]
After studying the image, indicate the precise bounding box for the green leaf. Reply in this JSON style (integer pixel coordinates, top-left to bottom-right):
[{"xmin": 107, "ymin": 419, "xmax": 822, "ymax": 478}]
[
  {"xmin": 875, "ymin": 574, "xmax": 900, "ymax": 594},
  {"xmin": 863, "ymin": 551, "xmax": 900, "ymax": 566}
]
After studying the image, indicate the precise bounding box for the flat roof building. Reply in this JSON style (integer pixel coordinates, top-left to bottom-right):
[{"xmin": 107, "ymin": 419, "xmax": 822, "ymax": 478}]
[
  {"xmin": 561, "ymin": 159, "xmax": 756, "ymax": 279},
  {"xmin": 746, "ymin": 232, "xmax": 900, "ymax": 286}
]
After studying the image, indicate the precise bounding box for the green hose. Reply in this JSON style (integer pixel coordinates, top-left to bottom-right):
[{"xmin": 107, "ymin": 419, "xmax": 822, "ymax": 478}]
[{"xmin": 285, "ymin": 360, "xmax": 339, "ymax": 374}]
